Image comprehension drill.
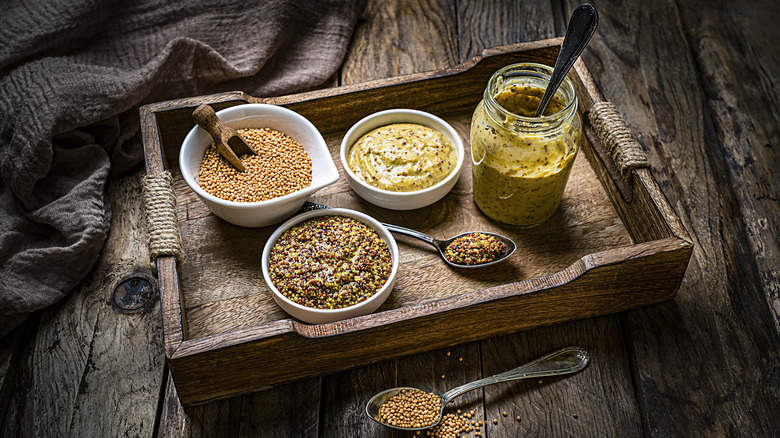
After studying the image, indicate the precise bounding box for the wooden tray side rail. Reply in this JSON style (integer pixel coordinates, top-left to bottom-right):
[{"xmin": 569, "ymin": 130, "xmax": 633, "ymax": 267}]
[
  {"xmin": 139, "ymin": 38, "xmax": 693, "ymax": 406},
  {"xmin": 571, "ymin": 60, "xmax": 692, "ymax": 246},
  {"xmin": 145, "ymin": 41, "xmax": 561, "ymax": 173},
  {"xmin": 168, "ymin": 238, "xmax": 689, "ymax": 405}
]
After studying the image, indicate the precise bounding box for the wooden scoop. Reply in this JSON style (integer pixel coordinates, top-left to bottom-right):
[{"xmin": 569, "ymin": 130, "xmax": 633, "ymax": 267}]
[{"xmin": 192, "ymin": 104, "xmax": 256, "ymax": 171}]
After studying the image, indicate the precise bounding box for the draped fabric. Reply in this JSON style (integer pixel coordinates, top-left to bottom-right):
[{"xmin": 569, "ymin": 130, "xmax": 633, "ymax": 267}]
[{"xmin": 0, "ymin": 0, "xmax": 366, "ymax": 336}]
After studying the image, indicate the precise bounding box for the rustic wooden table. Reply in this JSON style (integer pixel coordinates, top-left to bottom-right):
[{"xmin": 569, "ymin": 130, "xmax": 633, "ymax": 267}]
[{"xmin": 2, "ymin": 0, "xmax": 778, "ymax": 436}]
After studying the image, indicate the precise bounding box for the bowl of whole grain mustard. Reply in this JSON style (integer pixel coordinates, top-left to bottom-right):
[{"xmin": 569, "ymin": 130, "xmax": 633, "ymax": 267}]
[
  {"xmin": 180, "ymin": 104, "xmax": 339, "ymax": 227},
  {"xmin": 340, "ymin": 109, "xmax": 465, "ymax": 210},
  {"xmin": 261, "ymin": 208, "xmax": 399, "ymax": 324}
]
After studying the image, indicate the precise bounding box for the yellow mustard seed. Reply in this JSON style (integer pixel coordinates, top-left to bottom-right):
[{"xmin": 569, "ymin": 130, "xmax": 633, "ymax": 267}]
[{"xmin": 198, "ymin": 128, "xmax": 312, "ymax": 202}]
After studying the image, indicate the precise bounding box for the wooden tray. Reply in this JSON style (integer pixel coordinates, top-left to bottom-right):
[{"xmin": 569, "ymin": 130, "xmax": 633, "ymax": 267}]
[{"xmin": 140, "ymin": 38, "xmax": 692, "ymax": 406}]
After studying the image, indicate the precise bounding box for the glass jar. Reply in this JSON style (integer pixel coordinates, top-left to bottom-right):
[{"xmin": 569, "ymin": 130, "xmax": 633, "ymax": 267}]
[{"xmin": 470, "ymin": 62, "xmax": 582, "ymax": 226}]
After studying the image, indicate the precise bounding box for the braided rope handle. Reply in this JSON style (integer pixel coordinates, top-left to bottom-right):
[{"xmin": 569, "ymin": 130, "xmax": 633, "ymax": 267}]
[
  {"xmin": 587, "ymin": 102, "xmax": 649, "ymax": 188},
  {"xmin": 142, "ymin": 170, "xmax": 184, "ymax": 261}
]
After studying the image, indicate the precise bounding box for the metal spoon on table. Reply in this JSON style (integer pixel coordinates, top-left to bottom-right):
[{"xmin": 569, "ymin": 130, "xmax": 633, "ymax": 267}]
[
  {"xmin": 381, "ymin": 223, "xmax": 516, "ymax": 268},
  {"xmin": 366, "ymin": 346, "xmax": 590, "ymax": 431},
  {"xmin": 535, "ymin": 4, "xmax": 599, "ymax": 116}
]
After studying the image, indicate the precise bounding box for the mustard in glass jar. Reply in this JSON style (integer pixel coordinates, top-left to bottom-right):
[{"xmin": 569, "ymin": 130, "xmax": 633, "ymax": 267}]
[{"xmin": 471, "ymin": 62, "xmax": 582, "ymax": 226}]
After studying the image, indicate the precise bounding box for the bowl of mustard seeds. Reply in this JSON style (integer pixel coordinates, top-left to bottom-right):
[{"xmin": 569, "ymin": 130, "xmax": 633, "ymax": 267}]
[
  {"xmin": 261, "ymin": 208, "xmax": 399, "ymax": 324},
  {"xmin": 180, "ymin": 104, "xmax": 339, "ymax": 227}
]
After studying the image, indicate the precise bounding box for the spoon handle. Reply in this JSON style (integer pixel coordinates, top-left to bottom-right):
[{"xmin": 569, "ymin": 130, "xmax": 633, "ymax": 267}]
[
  {"xmin": 535, "ymin": 4, "xmax": 599, "ymax": 116},
  {"xmin": 440, "ymin": 347, "xmax": 589, "ymax": 404},
  {"xmin": 381, "ymin": 223, "xmax": 439, "ymax": 250}
]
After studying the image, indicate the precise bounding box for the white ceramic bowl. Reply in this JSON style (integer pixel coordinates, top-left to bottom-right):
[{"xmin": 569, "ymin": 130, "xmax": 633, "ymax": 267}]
[
  {"xmin": 261, "ymin": 208, "xmax": 399, "ymax": 324},
  {"xmin": 339, "ymin": 109, "xmax": 465, "ymax": 210},
  {"xmin": 179, "ymin": 104, "xmax": 339, "ymax": 227}
]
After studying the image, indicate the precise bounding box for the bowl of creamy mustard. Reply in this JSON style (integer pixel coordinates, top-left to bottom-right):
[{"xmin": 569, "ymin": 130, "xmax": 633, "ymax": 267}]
[{"xmin": 340, "ymin": 109, "xmax": 464, "ymax": 210}]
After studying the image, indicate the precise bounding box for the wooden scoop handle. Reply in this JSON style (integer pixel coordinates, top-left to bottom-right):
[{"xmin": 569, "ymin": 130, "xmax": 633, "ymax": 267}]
[{"xmin": 192, "ymin": 104, "xmax": 246, "ymax": 172}]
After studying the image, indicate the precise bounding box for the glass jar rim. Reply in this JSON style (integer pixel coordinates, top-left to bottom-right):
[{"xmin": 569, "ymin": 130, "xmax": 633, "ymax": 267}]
[{"xmin": 484, "ymin": 62, "xmax": 577, "ymax": 124}]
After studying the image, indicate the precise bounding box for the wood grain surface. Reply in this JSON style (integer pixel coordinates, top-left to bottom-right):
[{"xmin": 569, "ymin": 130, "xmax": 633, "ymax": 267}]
[{"xmin": 2, "ymin": 0, "xmax": 778, "ymax": 437}]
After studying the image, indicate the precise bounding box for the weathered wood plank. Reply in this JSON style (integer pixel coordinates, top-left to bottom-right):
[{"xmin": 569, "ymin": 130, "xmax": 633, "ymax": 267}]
[
  {"xmin": 575, "ymin": 0, "xmax": 780, "ymax": 435},
  {"xmin": 159, "ymin": 371, "xmax": 323, "ymax": 438},
  {"xmin": 0, "ymin": 325, "xmax": 24, "ymax": 428},
  {"xmin": 6, "ymin": 1, "xmax": 777, "ymax": 438},
  {"xmin": 341, "ymin": 0, "xmax": 458, "ymax": 83},
  {"xmin": 0, "ymin": 316, "xmax": 38, "ymax": 437},
  {"xmin": 0, "ymin": 168, "xmax": 165, "ymax": 437},
  {"xmin": 676, "ymin": 0, "xmax": 780, "ymax": 331}
]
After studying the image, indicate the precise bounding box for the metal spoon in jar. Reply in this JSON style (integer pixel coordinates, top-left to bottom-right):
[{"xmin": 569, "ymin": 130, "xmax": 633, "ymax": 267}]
[
  {"xmin": 535, "ymin": 4, "xmax": 599, "ymax": 116},
  {"xmin": 381, "ymin": 223, "xmax": 516, "ymax": 268},
  {"xmin": 366, "ymin": 346, "xmax": 590, "ymax": 431}
]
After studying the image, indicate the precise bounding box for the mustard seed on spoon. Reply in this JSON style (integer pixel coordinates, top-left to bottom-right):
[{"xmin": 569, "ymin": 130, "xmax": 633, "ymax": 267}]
[{"xmin": 366, "ymin": 346, "xmax": 590, "ymax": 431}]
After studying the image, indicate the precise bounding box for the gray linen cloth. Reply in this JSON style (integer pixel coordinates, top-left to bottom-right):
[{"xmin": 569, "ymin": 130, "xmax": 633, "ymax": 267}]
[{"xmin": 0, "ymin": 0, "xmax": 365, "ymax": 336}]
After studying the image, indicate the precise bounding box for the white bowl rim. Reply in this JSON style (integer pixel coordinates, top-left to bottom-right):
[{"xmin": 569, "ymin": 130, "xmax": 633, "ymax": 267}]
[
  {"xmin": 179, "ymin": 103, "xmax": 338, "ymax": 210},
  {"xmin": 261, "ymin": 208, "xmax": 399, "ymax": 317},
  {"xmin": 339, "ymin": 108, "xmax": 465, "ymax": 197}
]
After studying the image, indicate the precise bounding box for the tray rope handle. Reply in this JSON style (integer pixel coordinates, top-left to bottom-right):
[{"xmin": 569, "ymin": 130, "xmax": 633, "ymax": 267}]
[
  {"xmin": 586, "ymin": 101, "xmax": 649, "ymax": 192},
  {"xmin": 142, "ymin": 170, "xmax": 184, "ymax": 262}
]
